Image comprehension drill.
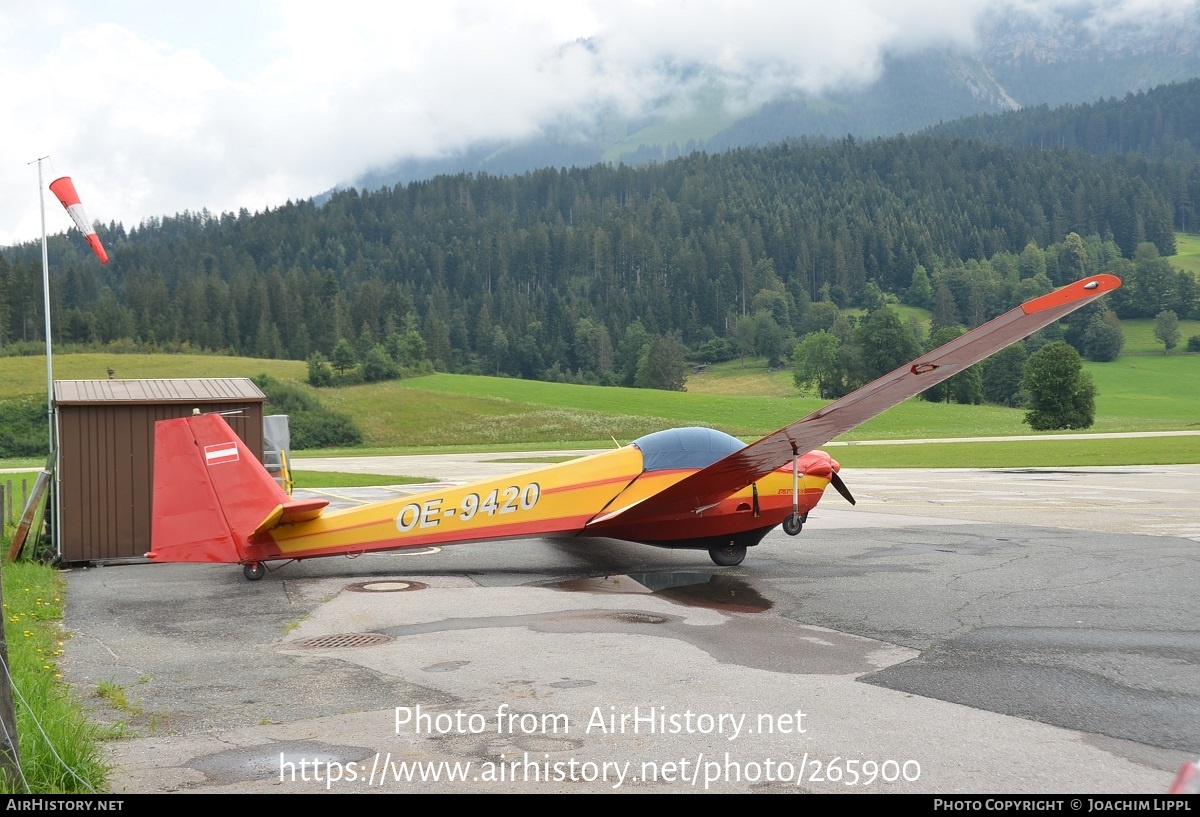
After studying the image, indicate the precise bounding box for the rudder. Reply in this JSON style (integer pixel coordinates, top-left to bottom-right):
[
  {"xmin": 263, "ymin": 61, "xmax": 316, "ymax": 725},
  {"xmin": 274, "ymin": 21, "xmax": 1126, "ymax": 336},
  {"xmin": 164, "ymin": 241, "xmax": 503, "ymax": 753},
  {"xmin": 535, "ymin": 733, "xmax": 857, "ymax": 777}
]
[{"xmin": 148, "ymin": 413, "xmax": 290, "ymax": 564}]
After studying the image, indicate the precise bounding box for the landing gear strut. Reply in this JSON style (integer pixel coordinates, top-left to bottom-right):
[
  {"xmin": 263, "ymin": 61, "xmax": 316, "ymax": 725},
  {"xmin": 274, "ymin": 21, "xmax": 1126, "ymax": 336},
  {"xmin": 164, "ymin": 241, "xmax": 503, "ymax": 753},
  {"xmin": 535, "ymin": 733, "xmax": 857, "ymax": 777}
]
[
  {"xmin": 785, "ymin": 448, "xmax": 805, "ymax": 537},
  {"xmin": 708, "ymin": 543, "xmax": 747, "ymax": 567}
]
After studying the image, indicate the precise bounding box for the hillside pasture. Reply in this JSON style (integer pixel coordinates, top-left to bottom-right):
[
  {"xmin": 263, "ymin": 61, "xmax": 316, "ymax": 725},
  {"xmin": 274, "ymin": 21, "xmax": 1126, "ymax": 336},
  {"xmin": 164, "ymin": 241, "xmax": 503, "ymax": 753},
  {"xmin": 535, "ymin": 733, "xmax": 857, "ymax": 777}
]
[
  {"xmin": 0, "ymin": 347, "xmax": 1194, "ymax": 464},
  {"xmin": 0, "ymin": 353, "xmax": 305, "ymax": 401},
  {"xmin": 1169, "ymin": 232, "xmax": 1200, "ymax": 277},
  {"xmin": 1118, "ymin": 317, "xmax": 1200, "ymax": 354},
  {"xmin": 684, "ymin": 357, "xmax": 796, "ymax": 397},
  {"xmin": 1084, "ymin": 355, "xmax": 1200, "ymax": 428}
]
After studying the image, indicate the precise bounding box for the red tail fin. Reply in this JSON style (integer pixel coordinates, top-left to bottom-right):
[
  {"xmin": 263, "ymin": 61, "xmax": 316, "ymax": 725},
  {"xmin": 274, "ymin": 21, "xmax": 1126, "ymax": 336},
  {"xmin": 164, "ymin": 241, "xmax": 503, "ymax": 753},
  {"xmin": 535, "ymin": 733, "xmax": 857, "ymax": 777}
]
[{"xmin": 149, "ymin": 414, "xmax": 290, "ymax": 564}]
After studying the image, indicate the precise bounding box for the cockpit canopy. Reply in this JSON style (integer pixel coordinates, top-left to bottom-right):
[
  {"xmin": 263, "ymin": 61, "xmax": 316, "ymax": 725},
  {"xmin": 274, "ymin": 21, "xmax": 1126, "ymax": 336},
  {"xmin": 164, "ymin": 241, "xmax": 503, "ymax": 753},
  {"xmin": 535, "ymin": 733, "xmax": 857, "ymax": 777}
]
[{"xmin": 631, "ymin": 427, "xmax": 745, "ymax": 472}]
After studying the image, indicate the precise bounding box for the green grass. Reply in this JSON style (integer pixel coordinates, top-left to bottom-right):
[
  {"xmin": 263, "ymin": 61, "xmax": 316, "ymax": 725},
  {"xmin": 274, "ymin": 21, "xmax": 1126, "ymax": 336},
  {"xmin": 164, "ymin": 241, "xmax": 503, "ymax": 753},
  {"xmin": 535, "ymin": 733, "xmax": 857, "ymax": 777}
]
[
  {"xmin": 0, "ymin": 473, "xmax": 42, "ymax": 508},
  {"xmin": 1085, "ymin": 355, "xmax": 1200, "ymax": 428},
  {"xmin": 831, "ymin": 434, "xmax": 1200, "ymax": 468},
  {"xmin": 0, "ymin": 560, "xmax": 108, "ymax": 793},
  {"xmin": 330, "ymin": 376, "xmax": 691, "ymax": 447},
  {"xmin": 1118, "ymin": 317, "xmax": 1200, "ymax": 354},
  {"xmin": 1, "ymin": 340, "xmax": 1196, "ymax": 467},
  {"xmin": 0, "ymin": 353, "xmax": 304, "ymax": 401},
  {"xmin": 94, "ymin": 681, "xmax": 133, "ymax": 713},
  {"xmin": 686, "ymin": 357, "xmax": 796, "ymax": 397},
  {"xmin": 275, "ymin": 435, "xmax": 1200, "ymax": 473},
  {"xmin": 383, "ymin": 366, "xmax": 1197, "ymax": 445},
  {"xmin": 387, "ymin": 373, "xmax": 821, "ymax": 440},
  {"xmin": 1170, "ymin": 232, "xmax": 1200, "ymax": 277},
  {"xmin": 847, "ymin": 303, "xmax": 933, "ymax": 330},
  {"xmin": 490, "ymin": 456, "xmax": 576, "ymax": 465},
  {"xmin": 888, "ymin": 304, "xmax": 934, "ymax": 327},
  {"xmin": 290, "ymin": 470, "xmax": 429, "ymax": 488}
]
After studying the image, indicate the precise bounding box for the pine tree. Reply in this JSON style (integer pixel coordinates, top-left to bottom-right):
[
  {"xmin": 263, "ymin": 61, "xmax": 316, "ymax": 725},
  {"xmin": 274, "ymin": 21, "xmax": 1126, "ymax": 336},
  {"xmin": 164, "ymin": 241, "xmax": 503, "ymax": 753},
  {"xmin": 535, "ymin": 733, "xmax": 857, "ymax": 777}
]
[{"xmin": 330, "ymin": 338, "xmax": 357, "ymax": 374}]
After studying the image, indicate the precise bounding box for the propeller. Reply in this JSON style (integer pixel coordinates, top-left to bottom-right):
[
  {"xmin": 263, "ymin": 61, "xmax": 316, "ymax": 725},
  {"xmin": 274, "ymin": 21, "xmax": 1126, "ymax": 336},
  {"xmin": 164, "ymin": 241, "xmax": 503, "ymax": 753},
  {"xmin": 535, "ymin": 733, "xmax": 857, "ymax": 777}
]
[{"xmin": 830, "ymin": 470, "xmax": 856, "ymax": 505}]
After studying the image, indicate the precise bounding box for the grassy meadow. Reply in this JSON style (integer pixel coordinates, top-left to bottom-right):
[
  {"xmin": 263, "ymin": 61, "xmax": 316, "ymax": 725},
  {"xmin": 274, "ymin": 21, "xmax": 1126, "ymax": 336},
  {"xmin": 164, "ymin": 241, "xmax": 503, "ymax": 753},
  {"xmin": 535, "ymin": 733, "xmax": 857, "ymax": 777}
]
[
  {"xmin": 290, "ymin": 470, "xmax": 428, "ymax": 488},
  {"xmin": 0, "ymin": 354, "xmax": 305, "ymax": 401},
  {"xmin": 1119, "ymin": 316, "xmax": 1200, "ymax": 354},
  {"xmin": 831, "ymin": 435, "xmax": 1200, "ymax": 468},
  {"xmin": 1169, "ymin": 232, "xmax": 1200, "ymax": 277},
  {"xmin": 0, "ymin": 321, "xmax": 1196, "ymax": 468}
]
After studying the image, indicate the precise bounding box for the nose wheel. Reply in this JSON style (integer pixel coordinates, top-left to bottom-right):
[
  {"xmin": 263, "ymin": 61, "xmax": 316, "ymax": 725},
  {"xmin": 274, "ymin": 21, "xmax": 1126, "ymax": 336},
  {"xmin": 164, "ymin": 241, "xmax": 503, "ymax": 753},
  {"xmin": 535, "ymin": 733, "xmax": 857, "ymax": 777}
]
[
  {"xmin": 782, "ymin": 512, "xmax": 805, "ymax": 536},
  {"xmin": 709, "ymin": 543, "xmax": 747, "ymax": 567},
  {"xmin": 243, "ymin": 562, "xmax": 266, "ymax": 581}
]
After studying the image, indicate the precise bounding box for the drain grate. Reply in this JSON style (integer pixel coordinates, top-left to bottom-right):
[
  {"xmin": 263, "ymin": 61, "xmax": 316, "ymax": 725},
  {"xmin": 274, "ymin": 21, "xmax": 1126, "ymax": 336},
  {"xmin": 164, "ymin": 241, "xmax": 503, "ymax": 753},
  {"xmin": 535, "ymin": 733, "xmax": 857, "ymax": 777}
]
[
  {"xmin": 345, "ymin": 580, "xmax": 429, "ymax": 593},
  {"xmin": 292, "ymin": 632, "xmax": 394, "ymax": 649}
]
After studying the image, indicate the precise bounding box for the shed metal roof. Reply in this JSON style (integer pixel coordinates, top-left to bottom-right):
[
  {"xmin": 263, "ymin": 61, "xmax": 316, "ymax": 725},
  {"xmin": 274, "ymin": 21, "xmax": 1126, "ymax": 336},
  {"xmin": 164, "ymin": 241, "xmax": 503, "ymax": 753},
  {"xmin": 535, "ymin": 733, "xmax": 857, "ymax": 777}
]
[{"xmin": 54, "ymin": 378, "xmax": 266, "ymax": 405}]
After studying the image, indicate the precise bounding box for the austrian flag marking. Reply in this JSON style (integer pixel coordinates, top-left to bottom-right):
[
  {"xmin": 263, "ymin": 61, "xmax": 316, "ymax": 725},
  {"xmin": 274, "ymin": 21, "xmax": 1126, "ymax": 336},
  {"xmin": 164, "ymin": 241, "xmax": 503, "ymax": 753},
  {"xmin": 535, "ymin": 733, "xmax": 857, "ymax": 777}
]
[{"xmin": 204, "ymin": 442, "xmax": 240, "ymax": 466}]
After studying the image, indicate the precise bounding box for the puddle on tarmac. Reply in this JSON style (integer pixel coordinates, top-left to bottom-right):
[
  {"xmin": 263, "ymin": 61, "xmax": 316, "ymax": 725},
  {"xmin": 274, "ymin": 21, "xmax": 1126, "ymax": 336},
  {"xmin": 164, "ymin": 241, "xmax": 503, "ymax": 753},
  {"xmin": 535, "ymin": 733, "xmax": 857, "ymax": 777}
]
[
  {"xmin": 189, "ymin": 741, "xmax": 373, "ymax": 785},
  {"xmin": 423, "ymin": 660, "xmax": 470, "ymax": 672},
  {"xmin": 551, "ymin": 572, "xmax": 772, "ymax": 613}
]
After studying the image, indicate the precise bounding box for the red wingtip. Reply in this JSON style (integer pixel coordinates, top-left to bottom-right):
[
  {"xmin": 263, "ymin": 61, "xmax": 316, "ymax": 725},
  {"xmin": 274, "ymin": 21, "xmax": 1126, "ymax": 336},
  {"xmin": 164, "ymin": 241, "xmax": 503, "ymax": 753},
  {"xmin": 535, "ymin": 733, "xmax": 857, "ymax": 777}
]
[{"xmin": 1022, "ymin": 274, "xmax": 1121, "ymax": 315}]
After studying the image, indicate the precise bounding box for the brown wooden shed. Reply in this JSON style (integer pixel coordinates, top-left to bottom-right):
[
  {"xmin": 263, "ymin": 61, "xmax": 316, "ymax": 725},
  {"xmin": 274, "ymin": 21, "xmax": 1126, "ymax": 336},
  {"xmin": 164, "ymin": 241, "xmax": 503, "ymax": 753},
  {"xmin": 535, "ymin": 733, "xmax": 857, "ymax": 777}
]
[{"xmin": 53, "ymin": 378, "xmax": 266, "ymax": 563}]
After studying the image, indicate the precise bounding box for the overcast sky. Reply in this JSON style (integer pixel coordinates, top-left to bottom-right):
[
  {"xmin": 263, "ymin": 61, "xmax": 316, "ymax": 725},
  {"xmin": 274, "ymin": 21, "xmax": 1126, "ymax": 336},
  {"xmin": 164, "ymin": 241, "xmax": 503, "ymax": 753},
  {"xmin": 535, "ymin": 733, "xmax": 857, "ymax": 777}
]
[{"xmin": 2, "ymin": 0, "xmax": 1195, "ymax": 246}]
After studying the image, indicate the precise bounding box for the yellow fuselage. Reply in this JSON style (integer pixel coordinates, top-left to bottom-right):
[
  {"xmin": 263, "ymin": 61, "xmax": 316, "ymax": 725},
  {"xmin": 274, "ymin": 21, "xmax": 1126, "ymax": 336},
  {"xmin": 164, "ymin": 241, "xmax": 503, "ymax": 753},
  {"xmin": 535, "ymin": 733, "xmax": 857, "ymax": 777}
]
[{"xmin": 247, "ymin": 446, "xmax": 831, "ymax": 561}]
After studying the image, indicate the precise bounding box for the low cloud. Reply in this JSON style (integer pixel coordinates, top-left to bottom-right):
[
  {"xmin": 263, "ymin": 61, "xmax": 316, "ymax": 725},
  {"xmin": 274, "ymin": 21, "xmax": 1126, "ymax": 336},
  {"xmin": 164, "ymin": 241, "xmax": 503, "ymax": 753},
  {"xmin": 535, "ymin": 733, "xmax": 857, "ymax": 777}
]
[{"xmin": 0, "ymin": 0, "xmax": 1192, "ymax": 244}]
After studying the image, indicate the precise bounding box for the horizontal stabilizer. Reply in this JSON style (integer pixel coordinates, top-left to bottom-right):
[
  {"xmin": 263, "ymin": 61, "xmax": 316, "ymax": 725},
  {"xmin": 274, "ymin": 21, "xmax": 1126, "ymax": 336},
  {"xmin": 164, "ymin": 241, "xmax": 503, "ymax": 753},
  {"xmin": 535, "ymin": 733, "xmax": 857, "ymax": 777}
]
[{"xmin": 251, "ymin": 497, "xmax": 331, "ymax": 537}]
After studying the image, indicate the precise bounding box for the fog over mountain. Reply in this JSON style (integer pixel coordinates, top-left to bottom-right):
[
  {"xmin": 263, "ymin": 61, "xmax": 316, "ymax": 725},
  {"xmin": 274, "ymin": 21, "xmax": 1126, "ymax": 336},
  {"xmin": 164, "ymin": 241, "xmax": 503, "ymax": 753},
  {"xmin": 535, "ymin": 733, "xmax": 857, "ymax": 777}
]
[{"xmin": 350, "ymin": 1, "xmax": 1200, "ymax": 193}]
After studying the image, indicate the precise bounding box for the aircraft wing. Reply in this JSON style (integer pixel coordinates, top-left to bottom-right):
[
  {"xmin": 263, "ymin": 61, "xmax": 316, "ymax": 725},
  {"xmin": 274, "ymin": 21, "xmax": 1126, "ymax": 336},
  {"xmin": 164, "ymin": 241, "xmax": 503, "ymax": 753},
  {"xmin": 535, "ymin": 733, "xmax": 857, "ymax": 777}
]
[{"xmin": 587, "ymin": 274, "xmax": 1120, "ymax": 530}]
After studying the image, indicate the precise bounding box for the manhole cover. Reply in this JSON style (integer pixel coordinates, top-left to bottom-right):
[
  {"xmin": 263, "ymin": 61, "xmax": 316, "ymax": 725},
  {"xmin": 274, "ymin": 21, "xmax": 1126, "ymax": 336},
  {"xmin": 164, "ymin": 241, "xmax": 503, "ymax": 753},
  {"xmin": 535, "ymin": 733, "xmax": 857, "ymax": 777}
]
[
  {"xmin": 345, "ymin": 580, "xmax": 429, "ymax": 593},
  {"xmin": 292, "ymin": 633, "xmax": 394, "ymax": 649}
]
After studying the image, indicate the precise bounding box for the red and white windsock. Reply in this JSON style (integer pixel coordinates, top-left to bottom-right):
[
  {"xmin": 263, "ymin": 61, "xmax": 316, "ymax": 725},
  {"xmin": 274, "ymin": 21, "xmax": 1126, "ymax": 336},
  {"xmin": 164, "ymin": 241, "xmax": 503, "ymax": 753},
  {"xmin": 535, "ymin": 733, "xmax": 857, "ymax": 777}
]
[{"xmin": 48, "ymin": 176, "xmax": 108, "ymax": 264}]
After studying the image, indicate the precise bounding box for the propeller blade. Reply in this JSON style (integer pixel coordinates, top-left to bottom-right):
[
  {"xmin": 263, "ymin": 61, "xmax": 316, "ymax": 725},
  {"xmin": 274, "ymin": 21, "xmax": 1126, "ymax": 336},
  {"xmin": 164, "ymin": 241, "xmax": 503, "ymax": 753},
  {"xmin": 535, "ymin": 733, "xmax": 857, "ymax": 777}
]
[{"xmin": 830, "ymin": 471, "xmax": 856, "ymax": 505}]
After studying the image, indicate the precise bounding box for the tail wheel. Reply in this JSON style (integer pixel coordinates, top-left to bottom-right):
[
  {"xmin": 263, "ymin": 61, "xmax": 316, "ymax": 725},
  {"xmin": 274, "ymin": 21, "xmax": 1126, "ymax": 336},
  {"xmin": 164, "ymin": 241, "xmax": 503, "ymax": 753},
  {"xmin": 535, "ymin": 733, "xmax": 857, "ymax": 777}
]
[
  {"xmin": 243, "ymin": 562, "xmax": 266, "ymax": 581},
  {"xmin": 709, "ymin": 543, "xmax": 747, "ymax": 567}
]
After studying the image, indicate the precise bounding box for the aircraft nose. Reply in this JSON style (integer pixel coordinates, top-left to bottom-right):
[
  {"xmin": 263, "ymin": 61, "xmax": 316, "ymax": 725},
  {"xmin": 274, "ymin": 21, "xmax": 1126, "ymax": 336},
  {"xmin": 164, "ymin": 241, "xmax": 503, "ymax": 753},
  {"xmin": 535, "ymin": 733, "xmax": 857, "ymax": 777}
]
[{"xmin": 801, "ymin": 450, "xmax": 834, "ymax": 479}]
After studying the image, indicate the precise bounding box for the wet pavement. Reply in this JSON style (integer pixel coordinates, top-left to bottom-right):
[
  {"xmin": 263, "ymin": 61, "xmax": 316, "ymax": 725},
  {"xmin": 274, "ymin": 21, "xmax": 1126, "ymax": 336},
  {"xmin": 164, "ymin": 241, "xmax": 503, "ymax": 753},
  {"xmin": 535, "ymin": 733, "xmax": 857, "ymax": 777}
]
[{"xmin": 61, "ymin": 464, "xmax": 1200, "ymax": 793}]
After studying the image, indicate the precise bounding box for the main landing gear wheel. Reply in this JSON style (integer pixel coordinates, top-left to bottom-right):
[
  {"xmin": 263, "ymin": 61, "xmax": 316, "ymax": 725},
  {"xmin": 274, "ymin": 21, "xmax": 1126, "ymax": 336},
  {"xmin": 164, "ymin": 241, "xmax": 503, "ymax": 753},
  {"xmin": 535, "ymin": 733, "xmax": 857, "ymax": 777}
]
[
  {"xmin": 243, "ymin": 562, "xmax": 266, "ymax": 581},
  {"xmin": 782, "ymin": 513, "xmax": 804, "ymax": 536},
  {"xmin": 709, "ymin": 543, "xmax": 747, "ymax": 567}
]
